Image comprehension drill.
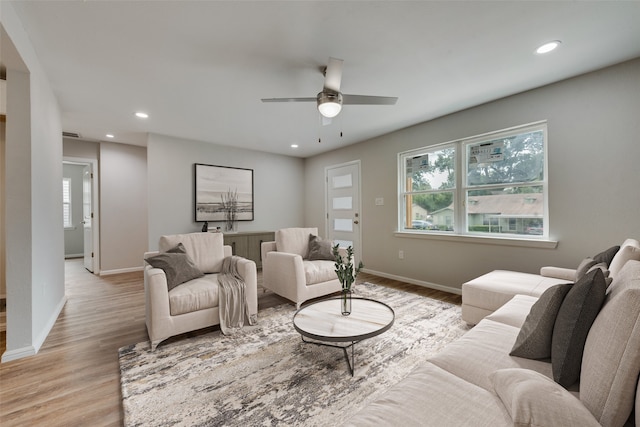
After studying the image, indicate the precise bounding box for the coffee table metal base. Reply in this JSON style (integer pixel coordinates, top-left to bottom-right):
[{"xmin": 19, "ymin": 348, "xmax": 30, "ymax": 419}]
[{"xmin": 300, "ymin": 336, "xmax": 358, "ymax": 376}]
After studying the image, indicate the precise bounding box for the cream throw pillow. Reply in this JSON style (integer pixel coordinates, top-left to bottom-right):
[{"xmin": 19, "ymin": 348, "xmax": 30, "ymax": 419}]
[{"xmin": 490, "ymin": 368, "xmax": 600, "ymax": 427}]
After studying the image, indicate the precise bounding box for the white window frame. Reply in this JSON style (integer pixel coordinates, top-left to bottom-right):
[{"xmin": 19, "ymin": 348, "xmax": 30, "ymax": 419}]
[
  {"xmin": 63, "ymin": 177, "xmax": 73, "ymax": 229},
  {"xmin": 397, "ymin": 121, "xmax": 554, "ymax": 247}
]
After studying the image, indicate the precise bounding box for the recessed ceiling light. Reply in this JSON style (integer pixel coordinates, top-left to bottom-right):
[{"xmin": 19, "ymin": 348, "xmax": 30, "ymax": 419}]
[
  {"xmin": 106, "ymin": 134, "xmax": 114, "ymax": 138},
  {"xmin": 135, "ymin": 112, "xmax": 149, "ymax": 119},
  {"xmin": 536, "ymin": 41, "xmax": 561, "ymax": 54},
  {"xmin": 291, "ymin": 144, "xmax": 299, "ymax": 149}
]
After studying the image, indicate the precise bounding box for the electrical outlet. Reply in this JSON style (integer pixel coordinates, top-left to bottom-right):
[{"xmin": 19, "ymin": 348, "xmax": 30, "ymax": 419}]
[{"xmin": 398, "ymin": 250, "xmax": 404, "ymax": 259}]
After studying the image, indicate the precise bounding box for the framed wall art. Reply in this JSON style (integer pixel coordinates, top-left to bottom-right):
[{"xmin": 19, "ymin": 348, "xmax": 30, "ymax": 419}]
[{"xmin": 194, "ymin": 163, "xmax": 254, "ymax": 223}]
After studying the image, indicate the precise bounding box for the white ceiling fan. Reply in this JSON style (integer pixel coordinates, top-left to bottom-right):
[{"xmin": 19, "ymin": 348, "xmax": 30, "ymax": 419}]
[{"xmin": 261, "ymin": 57, "xmax": 398, "ymax": 119}]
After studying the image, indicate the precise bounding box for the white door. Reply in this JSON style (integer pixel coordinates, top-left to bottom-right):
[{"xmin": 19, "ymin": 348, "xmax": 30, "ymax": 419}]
[
  {"xmin": 82, "ymin": 164, "xmax": 94, "ymax": 272},
  {"xmin": 326, "ymin": 161, "xmax": 361, "ymax": 266}
]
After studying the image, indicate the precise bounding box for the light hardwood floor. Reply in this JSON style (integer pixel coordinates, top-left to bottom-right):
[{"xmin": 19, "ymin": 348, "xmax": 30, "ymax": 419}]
[{"xmin": 0, "ymin": 259, "xmax": 461, "ymax": 427}]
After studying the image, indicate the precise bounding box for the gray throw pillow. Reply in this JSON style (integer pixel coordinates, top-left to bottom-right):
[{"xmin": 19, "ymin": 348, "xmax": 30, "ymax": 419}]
[
  {"xmin": 551, "ymin": 268, "xmax": 607, "ymax": 387},
  {"xmin": 592, "ymin": 245, "xmax": 620, "ymax": 267},
  {"xmin": 145, "ymin": 244, "xmax": 204, "ymax": 291},
  {"xmin": 307, "ymin": 235, "xmax": 335, "ymax": 261},
  {"xmin": 575, "ymin": 257, "xmax": 597, "ymax": 282},
  {"xmin": 510, "ymin": 283, "xmax": 572, "ymax": 359}
]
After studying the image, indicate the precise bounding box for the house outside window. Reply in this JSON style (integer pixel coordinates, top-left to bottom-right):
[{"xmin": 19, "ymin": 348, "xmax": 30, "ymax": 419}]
[
  {"xmin": 399, "ymin": 121, "xmax": 548, "ymax": 238},
  {"xmin": 63, "ymin": 177, "xmax": 72, "ymax": 228}
]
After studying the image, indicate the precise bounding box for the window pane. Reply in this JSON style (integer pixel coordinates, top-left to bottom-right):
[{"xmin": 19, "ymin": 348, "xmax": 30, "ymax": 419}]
[
  {"xmin": 467, "ymin": 186, "xmax": 543, "ymax": 235},
  {"xmin": 63, "ymin": 178, "xmax": 72, "ymax": 227},
  {"xmin": 403, "ymin": 192, "xmax": 454, "ymax": 231},
  {"xmin": 405, "ymin": 147, "xmax": 455, "ymax": 191},
  {"xmin": 467, "ymin": 130, "xmax": 544, "ymax": 186}
]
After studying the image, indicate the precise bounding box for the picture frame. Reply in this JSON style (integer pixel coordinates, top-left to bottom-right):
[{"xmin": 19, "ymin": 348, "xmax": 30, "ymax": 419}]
[{"xmin": 194, "ymin": 163, "xmax": 254, "ymax": 222}]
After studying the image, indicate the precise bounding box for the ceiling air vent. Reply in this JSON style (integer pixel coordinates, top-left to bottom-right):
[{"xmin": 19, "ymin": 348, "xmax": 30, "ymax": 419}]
[{"xmin": 62, "ymin": 131, "xmax": 81, "ymax": 138}]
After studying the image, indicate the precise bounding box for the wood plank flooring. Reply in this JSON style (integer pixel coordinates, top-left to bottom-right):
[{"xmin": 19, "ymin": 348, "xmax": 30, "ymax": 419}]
[{"xmin": 0, "ymin": 260, "xmax": 460, "ymax": 427}]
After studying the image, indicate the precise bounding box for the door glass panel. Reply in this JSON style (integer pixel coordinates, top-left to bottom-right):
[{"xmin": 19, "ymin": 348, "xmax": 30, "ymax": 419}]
[
  {"xmin": 333, "ymin": 239, "xmax": 353, "ymax": 248},
  {"xmin": 334, "ymin": 218, "xmax": 353, "ymax": 232},
  {"xmin": 332, "ymin": 196, "xmax": 352, "ymax": 210},
  {"xmin": 332, "ymin": 174, "xmax": 352, "ymax": 189}
]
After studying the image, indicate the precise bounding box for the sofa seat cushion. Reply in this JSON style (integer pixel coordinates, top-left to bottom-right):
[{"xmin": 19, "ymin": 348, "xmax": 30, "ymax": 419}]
[
  {"xmin": 303, "ymin": 260, "xmax": 338, "ymax": 285},
  {"xmin": 429, "ymin": 318, "xmax": 552, "ymax": 392},
  {"xmin": 344, "ymin": 362, "xmax": 512, "ymax": 427},
  {"xmin": 462, "ymin": 270, "xmax": 569, "ymax": 316},
  {"xmin": 485, "ymin": 294, "xmax": 538, "ymax": 329},
  {"xmin": 168, "ymin": 274, "xmax": 219, "ymax": 316},
  {"xmin": 491, "ymin": 368, "xmax": 600, "ymax": 427}
]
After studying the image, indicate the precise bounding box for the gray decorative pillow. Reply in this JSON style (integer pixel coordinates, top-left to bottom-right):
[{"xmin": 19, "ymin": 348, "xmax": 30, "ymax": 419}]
[
  {"xmin": 592, "ymin": 245, "xmax": 620, "ymax": 267},
  {"xmin": 510, "ymin": 283, "xmax": 572, "ymax": 359},
  {"xmin": 587, "ymin": 262, "xmax": 612, "ymax": 287},
  {"xmin": 307, "ymin": 235, "xmax": 335, "ymax": 261},
  {"xmin": 145, "ymin": 244, "xmax": 204, "ymax": 291},
  {"xmin": 575, "ymin": 257, "xmax": 597, "ymax": 282},
  {"xmin": 551, "ymin": 268, "xmax": 607, "ymax": 387}
]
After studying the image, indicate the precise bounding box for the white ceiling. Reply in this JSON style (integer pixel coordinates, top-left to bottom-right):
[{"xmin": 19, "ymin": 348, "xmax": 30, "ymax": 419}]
[{"xmin": 7, "ymin": 1, "xmax": 640, "ymax": 158}]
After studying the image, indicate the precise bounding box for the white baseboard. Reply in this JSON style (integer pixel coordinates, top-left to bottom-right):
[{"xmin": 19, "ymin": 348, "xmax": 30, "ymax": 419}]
[
  {"xmin": 361, "ymin": 268, "xmax": 462, "ymax": 296},
  {"xmin": 2, "ymin": 345, "xmax": 36, "ymax": 363},
  {"xmin": 1, "ymin": 295, "xmax": 67, "ymax": 363},
  {"xmin": 100, "ymin": 266, "xmax": 143, "ymax": 276},
  {"xmin": 33, "ymin": 295, "xmax": 67, "ymax": 354}
]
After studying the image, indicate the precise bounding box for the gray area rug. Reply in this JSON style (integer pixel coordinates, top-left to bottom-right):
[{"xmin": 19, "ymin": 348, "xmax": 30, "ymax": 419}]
[{"xmin": 119, "ymin": 282, "xmax": 469, "ymax": 426}]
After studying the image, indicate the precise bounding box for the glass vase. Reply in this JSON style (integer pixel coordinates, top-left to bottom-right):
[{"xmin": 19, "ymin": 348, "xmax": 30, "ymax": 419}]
[{"xmin": 341, "ymin": 289, "xmax": 352, "ymax": 316}]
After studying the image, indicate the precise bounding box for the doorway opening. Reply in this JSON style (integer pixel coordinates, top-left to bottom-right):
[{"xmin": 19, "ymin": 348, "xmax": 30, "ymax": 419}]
[{"xmin": 63, "ymin": 157, "xmax": 99, "ymax": 274}]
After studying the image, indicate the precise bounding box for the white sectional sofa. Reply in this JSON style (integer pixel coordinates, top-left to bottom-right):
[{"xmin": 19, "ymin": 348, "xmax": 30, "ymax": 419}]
[{"xmin": 345, "ymin": 241, "xmax": 640, "ymax": 427}]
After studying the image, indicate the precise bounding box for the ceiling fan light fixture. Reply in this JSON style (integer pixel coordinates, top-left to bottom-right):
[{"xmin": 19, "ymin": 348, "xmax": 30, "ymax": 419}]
[{"xmin": 317, "ymin": 91, "xmax": 343, "ymax": 118}]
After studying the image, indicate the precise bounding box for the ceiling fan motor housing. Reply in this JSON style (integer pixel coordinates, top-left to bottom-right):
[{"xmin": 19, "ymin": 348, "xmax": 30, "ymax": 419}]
[{"xmin": 317, "ymin": 91, "xmax": 343, "ymax": 117}]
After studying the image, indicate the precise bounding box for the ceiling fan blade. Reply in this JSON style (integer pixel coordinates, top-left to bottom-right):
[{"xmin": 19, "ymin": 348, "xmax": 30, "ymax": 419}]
[
  {"xmin": 261, "ymin": 97, "xmax": 316, "ymax": 103},
  {"xmin": 342, "ymin": 94, "xmax": 398, "ymax": 105},
  {"xmin": 323, "ymin": 57, "xmax": 343, "ymax": 93}
]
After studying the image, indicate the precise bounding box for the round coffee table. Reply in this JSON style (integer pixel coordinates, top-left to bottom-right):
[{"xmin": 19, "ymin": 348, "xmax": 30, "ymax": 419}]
[{"xmin": 293, "ymin": 297, "xmax": 395, "ymax": 376}]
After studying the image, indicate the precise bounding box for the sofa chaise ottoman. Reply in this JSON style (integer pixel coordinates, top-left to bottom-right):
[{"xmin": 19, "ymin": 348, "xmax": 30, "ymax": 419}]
[
  {"xmin": 345, "ymin": 259, "xmax": 640, "ymax": 427},
  {"xmin": 462, "ymin": 238, "xmax": 640, "ymax": 325}
]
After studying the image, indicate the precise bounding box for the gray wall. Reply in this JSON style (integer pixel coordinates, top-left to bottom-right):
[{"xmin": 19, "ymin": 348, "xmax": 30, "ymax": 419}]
[
  {"xmin": 147, "ymin": 133, "xmax": 304, "ymax": 250},
  {"xmin": 2, "ymin": 2, "xmax": 66, "ymax": 361},
  {"xmin": 100, "ymin": 142, "xmax": 148, "ymax": 273},
  {"xmin": 305, "ymin": 58, "xmax": 640, "ymax": 292},
  {"xmin": 63, "ymin": 163, "xmax": 85, "ymax": 257}
]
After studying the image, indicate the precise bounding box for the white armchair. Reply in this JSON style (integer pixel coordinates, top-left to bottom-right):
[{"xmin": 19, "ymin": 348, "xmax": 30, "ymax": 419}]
[
  {"xmin": 261, "ymin": 227, "xmax": 345, "ymax": 309},
  {"xmin": 144, "ymin": 232, "xmax": 257, "ymax": 351}
]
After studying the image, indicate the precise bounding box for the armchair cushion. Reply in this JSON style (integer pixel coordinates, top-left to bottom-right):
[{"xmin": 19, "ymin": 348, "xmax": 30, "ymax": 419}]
[
  {"xmin": 169, "ymin": 275, "xmax": 220, "ymax": 316},
  {"xmin": 159, "ymin": 232, "xmax": 225, "ymax": 273},
  {"xmin": 308, "ymin": 235, "xmax": 335, "ymax": 261},
  {"xmin": 145, "ymin": 246, "xmax": 204, "ymax": 291},
  {"xmin": 304, "ymin": 260, "xmax": 338, "ymax": 285},
  {"xmin": 275, "ymin": 227, "xmax": 318, "ymax": 258}
]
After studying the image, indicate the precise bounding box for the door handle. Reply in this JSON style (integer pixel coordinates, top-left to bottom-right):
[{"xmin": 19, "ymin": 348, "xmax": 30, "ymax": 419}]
[{"xmin": 353, "ymin": 220, "xmax": 359, "ymax": 224}]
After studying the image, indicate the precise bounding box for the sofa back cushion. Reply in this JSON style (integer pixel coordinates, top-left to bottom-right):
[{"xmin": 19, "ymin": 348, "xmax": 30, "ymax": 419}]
[
  {"xmin": 580, "ymin": 260, "xmax": 640, "ymax": 427},
  {"xmin": 276, "ymin": 227, "xmax": 318, "ymax": 258},
  {"xmin": 609, "ymin": 239, "xmax": 640, "ymax": 278},
  {"xmin": 159, "ymin": 232, "xmax": 225, "ymax": 274}
]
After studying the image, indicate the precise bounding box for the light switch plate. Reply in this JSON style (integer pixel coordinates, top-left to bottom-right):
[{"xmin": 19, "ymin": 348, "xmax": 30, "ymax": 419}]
[{"xmin": 375, "ymin": 197, "xmax": 384, "ymax": 206}]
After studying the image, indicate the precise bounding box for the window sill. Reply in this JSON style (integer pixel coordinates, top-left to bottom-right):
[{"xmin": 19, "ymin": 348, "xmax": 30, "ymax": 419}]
[{"xmin": 393, "ymin": 231, "xmax": 558, "ymax": 249}]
